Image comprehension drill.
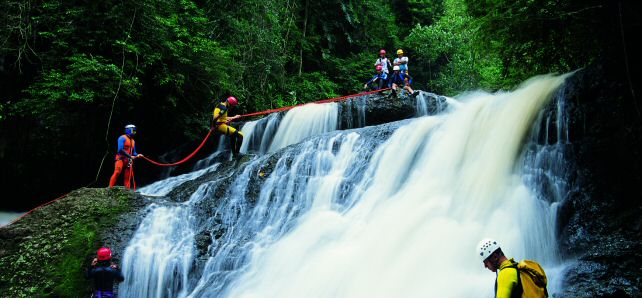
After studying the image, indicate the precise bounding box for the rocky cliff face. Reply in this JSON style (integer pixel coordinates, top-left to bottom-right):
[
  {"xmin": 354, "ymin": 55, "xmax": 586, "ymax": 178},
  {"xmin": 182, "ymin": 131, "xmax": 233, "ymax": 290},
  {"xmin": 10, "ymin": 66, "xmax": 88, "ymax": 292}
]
[{"xmin": 555, "ymin": 63, "xmax": 642, "ymax": 297}]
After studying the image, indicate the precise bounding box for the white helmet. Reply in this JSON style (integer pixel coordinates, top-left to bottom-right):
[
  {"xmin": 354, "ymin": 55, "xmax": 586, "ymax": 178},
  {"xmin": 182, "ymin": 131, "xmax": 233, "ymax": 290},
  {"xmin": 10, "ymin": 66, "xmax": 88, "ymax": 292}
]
[
  {"xmin": 125, "ymin": 124, "xmax": 137, "ymax": 135},
  {"xmin": 393, "ymin": 65, "xmax": 400, "ymax": 71},
  {"xmin": 477, "ymin": 238, "xmax": 500, "ymax": 261}
]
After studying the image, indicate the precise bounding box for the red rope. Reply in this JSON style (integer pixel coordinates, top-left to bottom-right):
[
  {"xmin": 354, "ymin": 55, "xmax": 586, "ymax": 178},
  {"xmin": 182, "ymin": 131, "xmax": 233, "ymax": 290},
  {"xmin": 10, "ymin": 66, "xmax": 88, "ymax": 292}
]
[
  {"xmin": 140, "ymin": 128, "xmax": 214, "ymax": 167},
  {"xmin": 0, "ymin": 193, "xmax": 69, "ymax": 229},
  {"xmin": 129, "ymin": 163, "xmax": 136, "ymax": 191},
  {"xmin": 1, "ymin": 89, "xmax": 388, "ymax": 229},
  {"xmin": 235, "ymin": 88, "xmax": 390, "ymax": 120}
]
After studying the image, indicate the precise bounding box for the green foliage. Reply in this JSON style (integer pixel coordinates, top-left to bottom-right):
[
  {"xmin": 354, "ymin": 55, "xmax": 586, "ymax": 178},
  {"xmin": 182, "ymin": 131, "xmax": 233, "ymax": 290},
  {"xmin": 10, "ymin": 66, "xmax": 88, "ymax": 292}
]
[
  {"xmin": 325, "ymin": 52, "xmax": 379, "ymax": 94},
  {"xmin": 0, "ymin": 0, "xmax": 625, "ymax": 212},
  {"xmin": 405, "ymin": 0, "xmax": 484, "ymax": 93},
  {"xmin": 22, "ymin": 54, "xmax": 139, "ymax": 114},
  {"xmin": 288, "ymin": 72, "xmax": 340, "ymax": 104},
  {"xmin": 463, "ymin": 0, "xmax": 615, "ymax": 88}
]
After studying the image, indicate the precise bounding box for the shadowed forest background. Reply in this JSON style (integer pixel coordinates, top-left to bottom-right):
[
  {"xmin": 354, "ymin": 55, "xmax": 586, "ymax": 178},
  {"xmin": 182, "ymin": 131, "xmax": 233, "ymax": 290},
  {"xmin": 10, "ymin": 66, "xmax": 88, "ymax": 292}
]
[{"xmin": 1, "ymin": 0, "xmax": 640, "ymax": 211}]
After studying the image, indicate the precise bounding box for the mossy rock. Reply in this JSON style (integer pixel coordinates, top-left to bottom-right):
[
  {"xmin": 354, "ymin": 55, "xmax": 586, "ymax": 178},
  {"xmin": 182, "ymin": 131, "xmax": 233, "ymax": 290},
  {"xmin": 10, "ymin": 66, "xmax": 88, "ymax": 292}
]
[{"xmin": 0, "ymin": 188, "xmax": 144, "ymax": 298}]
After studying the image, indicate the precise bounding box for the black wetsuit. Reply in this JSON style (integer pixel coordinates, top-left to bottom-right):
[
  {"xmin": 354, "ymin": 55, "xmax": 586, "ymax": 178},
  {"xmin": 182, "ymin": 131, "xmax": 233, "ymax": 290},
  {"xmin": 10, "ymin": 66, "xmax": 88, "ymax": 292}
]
[{"xmin": 85, "ymin": 262, "xmax": 124, "ymax": 297}]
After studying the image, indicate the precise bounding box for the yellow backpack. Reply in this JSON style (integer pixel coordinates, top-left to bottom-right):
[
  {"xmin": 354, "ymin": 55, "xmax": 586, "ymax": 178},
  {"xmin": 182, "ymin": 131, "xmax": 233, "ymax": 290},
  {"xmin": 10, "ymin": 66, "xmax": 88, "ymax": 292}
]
[{"xmin": 516, "ymin": 260, "xmax": 548, "ymax": 297}]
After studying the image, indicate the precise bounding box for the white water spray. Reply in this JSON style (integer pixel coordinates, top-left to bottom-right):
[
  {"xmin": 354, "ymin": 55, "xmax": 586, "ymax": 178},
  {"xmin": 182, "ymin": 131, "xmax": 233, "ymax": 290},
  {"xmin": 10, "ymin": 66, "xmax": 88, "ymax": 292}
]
[
  {"xmin": 121, "ymin": 74, "xmax": 571, "ymax": 297},
  {"xmin": 227, "ymin": 75, "xmax": 569, "ymax": 298},
  {"xmin": 268, "ymin": 103, "xmax": 338, "ymax": 152}
]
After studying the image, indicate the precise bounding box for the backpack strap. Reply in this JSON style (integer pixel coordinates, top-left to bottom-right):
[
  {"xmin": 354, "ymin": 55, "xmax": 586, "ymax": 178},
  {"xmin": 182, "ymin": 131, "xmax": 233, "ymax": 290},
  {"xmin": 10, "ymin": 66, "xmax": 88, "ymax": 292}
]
[
  {"xmin": 515, "ymin": 264, "xmax": 523, "ymax": 298},
  {"xmin": 217, "ymin": 103, "xmax": 228, "ymax": 114},
  {"xmin": 498, "ymin": 262, "xmax": 523, "ymax": 298}
]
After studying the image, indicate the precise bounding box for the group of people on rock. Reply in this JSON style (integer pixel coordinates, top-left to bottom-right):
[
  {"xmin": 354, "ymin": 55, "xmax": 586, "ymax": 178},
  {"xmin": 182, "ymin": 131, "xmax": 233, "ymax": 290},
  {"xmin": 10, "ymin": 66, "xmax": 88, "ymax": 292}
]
[
  {"xmin": 364, "ymin": 48, "xmax": 418, "ymax": 97},
  {"xmin": 108, "ymin": 50, "xmax": 422, "ymax": 190}
]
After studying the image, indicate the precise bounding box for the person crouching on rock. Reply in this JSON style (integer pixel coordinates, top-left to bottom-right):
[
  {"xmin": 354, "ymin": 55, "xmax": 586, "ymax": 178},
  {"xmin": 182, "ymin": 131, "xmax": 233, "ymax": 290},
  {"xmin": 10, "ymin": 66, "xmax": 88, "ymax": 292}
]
[
  {"xmin": 85, "ymin": 247, "xmax": 124, "ymax": 298},
  {"xmin": 389, "ymin": 65, "xmax": 418, "ymax": 98},
  {"xmin": 363, "ymin": 65, "xmax": 388, "ymax": 91},
  {"xmin": 213, "ymin": 96, "xmax": 244, "ymax": 157}
]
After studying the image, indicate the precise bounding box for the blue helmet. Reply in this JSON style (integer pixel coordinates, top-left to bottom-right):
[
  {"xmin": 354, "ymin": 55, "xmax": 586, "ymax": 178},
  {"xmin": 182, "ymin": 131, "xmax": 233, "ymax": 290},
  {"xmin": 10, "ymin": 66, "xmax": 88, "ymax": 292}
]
[{"xmin": 125, "ymin": 124, "xmax": 136, "ymax": 136}]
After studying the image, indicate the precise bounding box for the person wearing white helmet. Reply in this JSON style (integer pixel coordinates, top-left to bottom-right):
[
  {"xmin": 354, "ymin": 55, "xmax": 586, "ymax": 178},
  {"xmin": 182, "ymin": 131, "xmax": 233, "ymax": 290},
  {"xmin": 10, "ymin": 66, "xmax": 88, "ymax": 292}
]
[
  {"xmin": 477, "ymin": 238, "xmax": 522, "ymax": 298},
  {"xmin": 477, "ymin": 238, "xmax": 549, "ymax": 297},
  {"xmin": 109, "ymin": 124, "xmax": 143, "ymax": 189},
  {"xmin": 213, "ymin": 96, "xmax": 244, "ymax": 157},
  {"xmin": 389, "ymin": 65, "xmax": 418, "ymax": 97}
]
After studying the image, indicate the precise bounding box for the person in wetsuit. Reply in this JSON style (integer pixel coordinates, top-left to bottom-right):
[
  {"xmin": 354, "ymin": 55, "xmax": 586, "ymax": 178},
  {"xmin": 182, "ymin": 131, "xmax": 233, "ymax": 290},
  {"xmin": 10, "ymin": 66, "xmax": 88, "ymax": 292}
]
[{"xmin": 85, "ymin": 247, "xmax": 124, "ymax": 298}]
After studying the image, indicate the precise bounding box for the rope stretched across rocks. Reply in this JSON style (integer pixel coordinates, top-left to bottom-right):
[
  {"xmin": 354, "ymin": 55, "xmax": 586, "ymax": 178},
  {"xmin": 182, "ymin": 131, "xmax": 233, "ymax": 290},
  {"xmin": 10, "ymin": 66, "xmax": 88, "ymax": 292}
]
[
  {"xmin": 1, "ymin": 88, "xmax": 388, "ymax": 228},
  {"xmin": 140, "ymin": 88, "xmax": 389, "ymax": 166},
  {"xmin": 235, "ymin": 88, "xmax": 390, "ymax": 119},
  {"xmin": 0, "ymin": 193, "xmax": 69, "ymax": 229}
]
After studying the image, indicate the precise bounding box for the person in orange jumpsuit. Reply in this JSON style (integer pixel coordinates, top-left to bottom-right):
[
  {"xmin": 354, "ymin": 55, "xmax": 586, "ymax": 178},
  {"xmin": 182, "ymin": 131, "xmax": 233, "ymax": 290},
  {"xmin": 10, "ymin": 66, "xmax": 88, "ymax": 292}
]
[{"xmin": 109, "ymin": 124, "xmax": 143, "ymax": 189}]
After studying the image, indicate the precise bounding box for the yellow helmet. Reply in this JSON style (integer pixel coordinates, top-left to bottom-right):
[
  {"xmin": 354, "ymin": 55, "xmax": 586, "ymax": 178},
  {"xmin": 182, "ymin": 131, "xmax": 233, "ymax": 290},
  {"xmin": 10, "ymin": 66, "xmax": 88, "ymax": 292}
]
[{"xmin": 396, "ymin": 49, "xmax": 403, "ymax": 55}]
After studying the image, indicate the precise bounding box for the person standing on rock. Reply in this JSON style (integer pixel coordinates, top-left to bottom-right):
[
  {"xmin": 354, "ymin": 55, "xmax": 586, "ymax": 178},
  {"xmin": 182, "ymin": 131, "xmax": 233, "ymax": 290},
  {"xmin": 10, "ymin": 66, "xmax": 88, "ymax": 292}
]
[
  {"xmin": 213, "ymin": 96, "xmax": 244, "ymax": 157},
  {"xmin": 393, "ymin": 49, "xmax": 409, "ymax": 75},
  {"xmin": 85, "ymin": 247, "xmax": 124, "ymax": 298},
  {"xmin": 109, "ymin": 124, "xmax": 143, "ymax": 189},
  {"xmin": 477, "ymin": 238, "xmax": 549, "ymax": 298},
  {"xmin": 374, "ymin": 49, "xmax": 392, "ymax": 75}
]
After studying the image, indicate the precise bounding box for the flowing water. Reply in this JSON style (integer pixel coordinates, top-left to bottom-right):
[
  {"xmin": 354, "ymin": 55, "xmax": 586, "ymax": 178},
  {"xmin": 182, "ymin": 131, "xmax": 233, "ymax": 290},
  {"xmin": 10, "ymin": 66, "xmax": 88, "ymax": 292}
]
[
  {"xmin": 120, "ymin": 75, "xmax": 573, "ymax": 297},
  {"xmin": 0, "ymin": 211, "xmax": 23, "ymax": 226}
]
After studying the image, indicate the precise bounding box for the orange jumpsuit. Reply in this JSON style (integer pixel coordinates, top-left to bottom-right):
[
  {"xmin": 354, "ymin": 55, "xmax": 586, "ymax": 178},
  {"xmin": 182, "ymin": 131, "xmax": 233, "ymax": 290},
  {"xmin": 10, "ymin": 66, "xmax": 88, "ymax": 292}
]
[{"xmin": 109, "ymin": 134, "xmax": 137, "ymax": 189}]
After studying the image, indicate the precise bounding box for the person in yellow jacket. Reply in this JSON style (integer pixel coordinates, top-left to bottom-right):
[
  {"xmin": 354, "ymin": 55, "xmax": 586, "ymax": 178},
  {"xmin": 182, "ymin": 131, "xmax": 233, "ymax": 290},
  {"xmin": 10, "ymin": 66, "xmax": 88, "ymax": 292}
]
[
  {"xmin": 213, "ymin": 96, "xmax": 244, "ymax": 156},
  {"xmin": 477, "ymin": 238, "xmax": 522, "ymax": 298}
]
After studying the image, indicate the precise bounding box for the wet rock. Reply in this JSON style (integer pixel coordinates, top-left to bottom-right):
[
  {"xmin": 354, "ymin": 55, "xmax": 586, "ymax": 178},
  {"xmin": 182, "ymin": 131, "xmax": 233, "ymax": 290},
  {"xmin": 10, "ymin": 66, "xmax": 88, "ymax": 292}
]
[
  {"xmin": 338, "ymin": 91, "xmax": 446, "ymax": 129},
  {"xmin": 555, "ymin": 62, "xmax": 642, "ymax": 297},
  {"xmin": 194, "ymin": 230, "xmax": 212, "ymax": 257}
]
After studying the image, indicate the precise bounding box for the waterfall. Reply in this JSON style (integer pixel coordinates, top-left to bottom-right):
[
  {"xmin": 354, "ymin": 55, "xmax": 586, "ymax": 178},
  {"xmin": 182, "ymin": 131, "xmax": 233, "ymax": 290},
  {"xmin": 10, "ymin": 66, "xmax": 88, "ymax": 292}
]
[
  {"xmin": 120, "ymin": 75, "xmax": 571, "ymax": 297},
  {"xmin": 239, "ymin": 113, "xmax": 282, "ymax": 155},
  {"xmin": 267, "ymin": 103, "xmax": 338, "ymax": 153}
]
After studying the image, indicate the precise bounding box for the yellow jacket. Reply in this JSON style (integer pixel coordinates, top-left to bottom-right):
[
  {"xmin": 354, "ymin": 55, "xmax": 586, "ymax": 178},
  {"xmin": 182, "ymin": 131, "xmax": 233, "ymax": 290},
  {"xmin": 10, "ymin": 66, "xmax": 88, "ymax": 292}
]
[
  {"xmin": 213, "ymin": 102, "xmax": 229, "ymax": 123},
  {"xmin": 496, "ymin": 258, "xmax": 521, "ymax": 298}
]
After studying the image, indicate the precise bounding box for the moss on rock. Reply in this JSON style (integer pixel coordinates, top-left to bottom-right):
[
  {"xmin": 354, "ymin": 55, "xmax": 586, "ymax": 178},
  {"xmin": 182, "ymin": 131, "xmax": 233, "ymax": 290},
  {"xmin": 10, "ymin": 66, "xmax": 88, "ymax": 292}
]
[{"xmin": 0, "ymin": 188, "xmax": 137, "ymax": 298}]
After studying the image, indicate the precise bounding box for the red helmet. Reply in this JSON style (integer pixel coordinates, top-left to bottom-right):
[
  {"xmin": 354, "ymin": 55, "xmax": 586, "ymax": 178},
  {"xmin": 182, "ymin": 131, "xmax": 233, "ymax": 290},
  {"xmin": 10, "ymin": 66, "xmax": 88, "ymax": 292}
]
[
  {"xmin": 97, "ymin": 247, "xmax": 112, "ymax": 261},
  {"xmin": 376, "ymin": 65, "xmax": 383, "ymax": 71},
  {"xmin": 227, "ymin": 96, "xmax": 238, "ymax": 107},
  {"xmin": 379, "ymin": 49, "xmax": 386, "ymax": 55}
]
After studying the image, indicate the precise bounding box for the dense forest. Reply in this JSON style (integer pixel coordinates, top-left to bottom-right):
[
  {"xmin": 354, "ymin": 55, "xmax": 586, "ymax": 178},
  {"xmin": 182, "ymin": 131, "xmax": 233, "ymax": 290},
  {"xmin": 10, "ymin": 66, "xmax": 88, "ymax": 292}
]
[{"xmin": 1, "ymin": 0, "xmax": 639, "ymax": 211}]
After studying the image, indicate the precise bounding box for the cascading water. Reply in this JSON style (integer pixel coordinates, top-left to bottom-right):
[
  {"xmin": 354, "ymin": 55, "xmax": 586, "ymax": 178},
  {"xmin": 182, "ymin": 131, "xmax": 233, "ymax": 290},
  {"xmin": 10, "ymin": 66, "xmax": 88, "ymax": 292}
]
[
  {"xmin": 267, "ymin": 103, "xmax": 338, "ymax": 153},
  {"xmin": 120, "ymin": 75, "xmax": 572, "ymax": 297}
]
